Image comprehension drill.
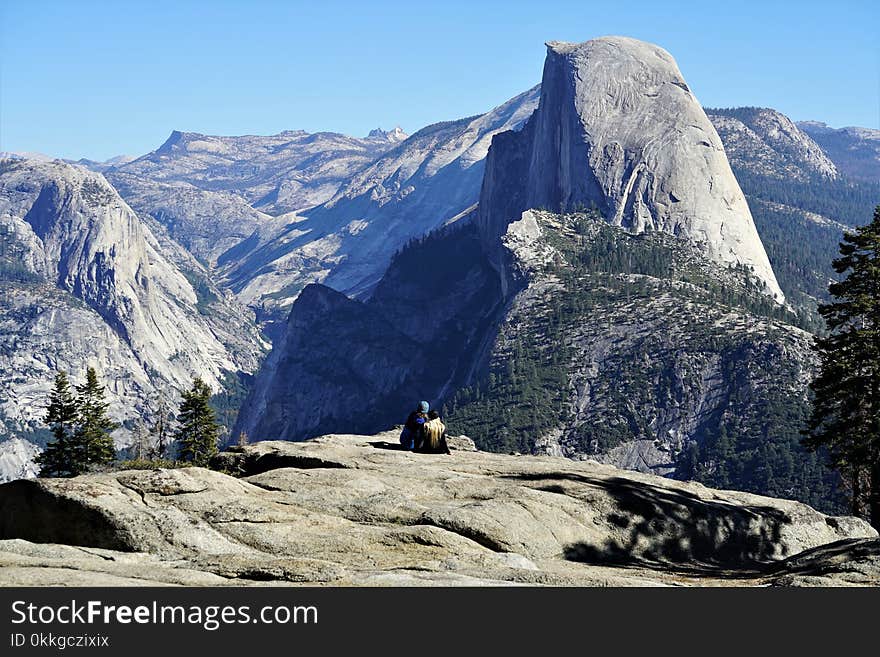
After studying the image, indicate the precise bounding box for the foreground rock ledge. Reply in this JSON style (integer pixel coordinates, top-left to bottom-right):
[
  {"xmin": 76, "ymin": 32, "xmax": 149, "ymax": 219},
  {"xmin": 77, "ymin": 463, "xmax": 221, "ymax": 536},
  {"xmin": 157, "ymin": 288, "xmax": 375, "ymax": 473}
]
[{"xmin": 0, "ymin": 431, "xmax": 877, "ymax": 586}]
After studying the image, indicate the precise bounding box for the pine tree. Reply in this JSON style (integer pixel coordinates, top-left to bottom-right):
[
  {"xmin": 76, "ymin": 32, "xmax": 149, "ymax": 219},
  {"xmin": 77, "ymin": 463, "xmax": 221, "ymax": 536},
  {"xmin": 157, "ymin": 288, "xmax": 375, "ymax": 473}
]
[
  {"xmin": 74, "ymin": 366, "xmax": 118, "ymax": 468},
  {"xmin": 175, "ymin": 377, "xmax": 220, "ymax": 466},
  {"xmin": 805, "ymin": 206, "xmax": 880, "ymax": 527},
  {"xmin": 36, "ymin": 371, "xmax": 81, "ymax": 477}
]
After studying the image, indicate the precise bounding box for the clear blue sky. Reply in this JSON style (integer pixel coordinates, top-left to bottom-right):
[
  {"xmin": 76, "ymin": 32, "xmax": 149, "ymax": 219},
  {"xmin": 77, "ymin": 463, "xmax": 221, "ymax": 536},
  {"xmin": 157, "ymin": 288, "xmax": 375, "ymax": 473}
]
[{"xmin": 1, "ymin": 0, "xmax": 878, "ymax": 161}]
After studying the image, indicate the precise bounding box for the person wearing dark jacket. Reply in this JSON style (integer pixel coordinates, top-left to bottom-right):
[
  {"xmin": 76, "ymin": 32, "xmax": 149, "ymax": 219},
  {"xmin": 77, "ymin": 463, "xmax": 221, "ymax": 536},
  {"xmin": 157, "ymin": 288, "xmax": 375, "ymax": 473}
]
[{"xmin": 399, "ymin": 400, "xmax": 429, "ymax": 450}]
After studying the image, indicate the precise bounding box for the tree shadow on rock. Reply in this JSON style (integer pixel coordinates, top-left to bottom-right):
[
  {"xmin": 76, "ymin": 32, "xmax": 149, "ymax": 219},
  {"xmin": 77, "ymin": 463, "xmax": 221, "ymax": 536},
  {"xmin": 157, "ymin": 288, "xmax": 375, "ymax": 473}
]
[{"xmin": 504, "ymin": 471, "xmax": 793, "ymax": 577}]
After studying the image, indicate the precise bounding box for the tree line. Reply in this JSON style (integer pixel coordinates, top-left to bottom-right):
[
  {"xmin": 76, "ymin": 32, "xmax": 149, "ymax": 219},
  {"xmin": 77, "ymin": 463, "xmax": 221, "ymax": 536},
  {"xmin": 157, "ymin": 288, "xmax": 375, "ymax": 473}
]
[{"xmin": 37, "ymin": 369, "xmax": 226, "ymax": 477}]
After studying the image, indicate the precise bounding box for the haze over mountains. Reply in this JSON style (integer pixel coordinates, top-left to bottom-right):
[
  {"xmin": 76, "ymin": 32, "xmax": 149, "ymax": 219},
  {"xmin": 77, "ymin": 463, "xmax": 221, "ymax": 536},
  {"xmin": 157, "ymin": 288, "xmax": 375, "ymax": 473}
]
[{"xmin": 1, "ymin": 35, "xmax": 878, "ymax": 514}]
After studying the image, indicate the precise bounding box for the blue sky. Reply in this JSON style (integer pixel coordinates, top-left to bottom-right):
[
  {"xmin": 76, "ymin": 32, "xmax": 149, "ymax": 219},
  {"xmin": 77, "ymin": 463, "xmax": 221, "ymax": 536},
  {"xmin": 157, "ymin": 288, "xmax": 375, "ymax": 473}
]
[{"xmin": 1, "ymin": 0, "xmax": 878, "ymax": 161}]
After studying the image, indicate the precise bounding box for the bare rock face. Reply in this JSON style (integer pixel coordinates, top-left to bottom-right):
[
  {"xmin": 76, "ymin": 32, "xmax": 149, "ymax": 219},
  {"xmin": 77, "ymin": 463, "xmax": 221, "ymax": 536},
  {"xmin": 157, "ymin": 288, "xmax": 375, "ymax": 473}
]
[
  {"xmin": 105, "ymin": 172, "xmax": 275, "ymax": 266},
  {"xmin": 0, "ymin": 432, "xmax": 876, "ymax": 587},
  {"xmin": 0, "ymin": 439, "xmax": 40, "ymax": 481},
  {"xmin": 479, "ymin": 37, "xmax": 784, "ymax": 301}
]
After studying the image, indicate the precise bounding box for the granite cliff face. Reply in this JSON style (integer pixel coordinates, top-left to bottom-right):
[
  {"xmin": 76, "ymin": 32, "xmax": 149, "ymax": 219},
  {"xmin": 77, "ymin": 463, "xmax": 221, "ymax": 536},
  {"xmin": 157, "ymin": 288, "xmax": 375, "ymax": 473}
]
[
  {"xmin": 1, "ymin": 432, "xmax": 877, "ymax": 587},
  {"xmin": 105, "ymin": 172, "xmax": 276, "ymax": 267},
  {"xmin": 479, "ymin": 38, "xmax": 783, "ymax": 301},
  {"xmin": 0, "ymin": 159, "xmax": 265, "ymax": 479}
]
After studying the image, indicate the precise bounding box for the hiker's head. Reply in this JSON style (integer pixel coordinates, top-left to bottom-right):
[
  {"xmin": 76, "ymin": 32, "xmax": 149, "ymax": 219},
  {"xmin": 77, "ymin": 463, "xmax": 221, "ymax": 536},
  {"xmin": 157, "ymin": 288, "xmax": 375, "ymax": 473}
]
[
  {"xmin": 419, "ymin": 400, "xmax": 430, "ymax": 413},
  {"xmin": 428, "ymin": 410, "xmax": 439, "ymax": 420}
]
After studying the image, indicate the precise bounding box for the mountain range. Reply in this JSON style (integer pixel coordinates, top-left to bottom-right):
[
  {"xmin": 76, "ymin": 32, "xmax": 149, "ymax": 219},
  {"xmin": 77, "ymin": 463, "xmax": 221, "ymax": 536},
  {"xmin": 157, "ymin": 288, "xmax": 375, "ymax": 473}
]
[{"xmin": 1, "ymin": 36, "xmax": 878, "ymax": 515}]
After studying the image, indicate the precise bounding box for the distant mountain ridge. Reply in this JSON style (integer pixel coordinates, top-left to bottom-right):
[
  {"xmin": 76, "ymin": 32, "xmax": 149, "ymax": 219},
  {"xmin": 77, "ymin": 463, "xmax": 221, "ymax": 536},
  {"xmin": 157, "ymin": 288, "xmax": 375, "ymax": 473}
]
[
  {"xmin": 115, "ymin": 127, "xmax": 406, "ymax": 215},
  {"xmin": 706, "ymin": 107, "xmax": 837, "ymax": 181},
  {"xmin": 222, "ymin": 85, "xmax": 541, "ymax": 315},
  {"xmin": 797, "ymin": 121, "xmax": 880, "ymax": 182}
]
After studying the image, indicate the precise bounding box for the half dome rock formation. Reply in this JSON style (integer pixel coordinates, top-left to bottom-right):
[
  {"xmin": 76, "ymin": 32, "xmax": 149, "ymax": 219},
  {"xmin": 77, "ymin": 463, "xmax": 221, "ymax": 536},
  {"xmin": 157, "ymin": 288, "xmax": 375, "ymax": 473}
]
[{"xmin": 479, "ymin": 37, "xmax": 784, "ymax": 301}]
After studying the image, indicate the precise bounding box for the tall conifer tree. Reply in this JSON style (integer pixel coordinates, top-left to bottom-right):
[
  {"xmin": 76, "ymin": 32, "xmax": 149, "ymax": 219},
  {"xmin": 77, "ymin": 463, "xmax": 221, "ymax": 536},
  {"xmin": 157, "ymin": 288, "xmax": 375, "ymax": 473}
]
[
  {"xmin": 806, "ymin": 206, "xmax": 880, "ymax": 527},
  {"xmin": 74, "ymin": 366, "xmax": 118, "ymax": 467},
  {"xmin": 36, "ymin": 371, "xmax": 80, "ymax": 477},
  {"xmin": 175, "ymin": 377, "xmax": 220, "ymax": 466}
]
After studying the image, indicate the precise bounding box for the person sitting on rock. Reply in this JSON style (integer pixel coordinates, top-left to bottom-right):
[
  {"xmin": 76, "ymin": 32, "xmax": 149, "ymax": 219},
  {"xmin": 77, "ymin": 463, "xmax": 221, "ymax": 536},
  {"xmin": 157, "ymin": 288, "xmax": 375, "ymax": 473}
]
[
  {"xmin": 399, "ymin": 401, "xmax": 429, "ymax": 450},
  {"xmin": 416, "ymin": 409, "xmax": 451, "ymax": 455}
]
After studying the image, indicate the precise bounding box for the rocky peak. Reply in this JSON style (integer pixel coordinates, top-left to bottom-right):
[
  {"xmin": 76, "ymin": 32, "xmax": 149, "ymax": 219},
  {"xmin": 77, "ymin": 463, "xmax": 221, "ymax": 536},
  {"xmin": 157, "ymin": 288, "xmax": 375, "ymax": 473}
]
[
  {"xmin": 478, "ymin": 36, "xmax": 785, "ymax": 301},
  {"xmin": 288, "ymin": 282, "xmax": 358, "ymax": 321},
  {"xmin": 367, "ymin": 126, "xmax": 408, "ymax": 143},
  {"xmin": 154, "ymin": 130, "xmax": 188, "ymax": 154},
  {"xmin": 233, "ymin": 283, "xmax": 423, "ymax": 443}
]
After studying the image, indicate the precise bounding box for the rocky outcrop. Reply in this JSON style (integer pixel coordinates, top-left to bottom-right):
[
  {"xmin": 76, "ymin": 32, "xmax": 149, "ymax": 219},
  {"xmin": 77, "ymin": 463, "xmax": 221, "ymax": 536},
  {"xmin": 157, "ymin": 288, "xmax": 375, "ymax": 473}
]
[
  {"xmin": 456, "ymin": 210, "xmax": 819, "ymax": 484},
  {"xmin": 479, "ymin": 37, "xmax": 784, "ymax": 301},
  {"xmin": 366, "ymin": 126, "xmax": 408, "ymax": 142},
  {"xmin": 234, "ymin": 284, "xmax": 422, "ymax": 441},
  {"xmin": 0, "ymin": 432, "xmax": 875, "ymax": 587}
]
